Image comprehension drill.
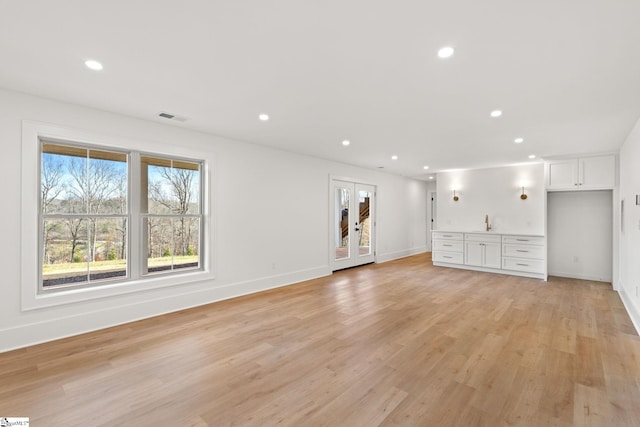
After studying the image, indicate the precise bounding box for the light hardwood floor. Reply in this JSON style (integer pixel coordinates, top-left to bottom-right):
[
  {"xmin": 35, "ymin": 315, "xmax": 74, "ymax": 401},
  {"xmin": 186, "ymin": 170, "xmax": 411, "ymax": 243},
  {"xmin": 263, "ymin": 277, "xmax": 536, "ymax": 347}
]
[{"xmin": 2, "ymin": 253, "xmax": 640, "ymax": 426}]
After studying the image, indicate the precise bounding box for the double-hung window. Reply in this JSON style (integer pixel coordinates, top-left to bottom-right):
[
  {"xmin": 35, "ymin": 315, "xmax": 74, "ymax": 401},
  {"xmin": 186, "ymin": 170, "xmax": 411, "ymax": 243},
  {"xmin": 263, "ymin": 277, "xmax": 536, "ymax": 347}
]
[{"xmin": 39, "ymin": 140, "xmax": 204, "ymax": 291}]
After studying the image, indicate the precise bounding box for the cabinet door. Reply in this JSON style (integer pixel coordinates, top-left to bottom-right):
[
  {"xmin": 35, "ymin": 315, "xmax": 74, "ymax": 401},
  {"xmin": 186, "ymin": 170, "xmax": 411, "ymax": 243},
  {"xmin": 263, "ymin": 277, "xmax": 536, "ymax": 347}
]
[
  {"xmin": 579, "ymin": 155, "xmax": 615, "ymax": 189},
  {"xmin": 465, "ymin": 242, "xmax": 483, "ymax": 267},
  {"xmin": 547, "ymin": 159, "xmax": 578, "ymax": 189},
  {"xmin": 483, "ymin": 243, "xmax": 501, "ymax": 268}
]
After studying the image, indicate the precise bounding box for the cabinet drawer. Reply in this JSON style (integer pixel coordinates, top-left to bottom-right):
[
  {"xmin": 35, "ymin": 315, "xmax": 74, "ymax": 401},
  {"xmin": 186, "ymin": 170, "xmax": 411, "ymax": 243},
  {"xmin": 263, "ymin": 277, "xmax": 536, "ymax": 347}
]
[
  {"xmin": 465, "ymin": 233, "xmax": 501, "ymax": 243},
  {"xmin": 502, "ymin": 244, "xmax": 544, "ymax": 260},
  {"xmin": 433, "ymin": 251, "xmax": 464, "ymax": 265},
  {"xmin": 502, "ymin": 257, "xmax": 544, "ymax": 274},
  {"xmin": 433, "ymin": 240, "xmax": 463, "ymax": 252},
  {"xmin": 502, "ymin": 235, "xmax": 544, "ymax": 245},
  {"xmin": 432, "ymin": 232, "xmax": 463, "ymax": 240}
]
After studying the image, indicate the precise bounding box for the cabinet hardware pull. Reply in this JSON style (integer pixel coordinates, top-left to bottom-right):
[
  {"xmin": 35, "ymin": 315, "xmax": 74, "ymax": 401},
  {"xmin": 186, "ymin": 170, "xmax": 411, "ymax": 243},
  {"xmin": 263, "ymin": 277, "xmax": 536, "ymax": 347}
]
[
  {"xmin": 516, "ymin": 250, "xmax": 529, "ymax": 252},
  {"xmin": 516, "ymin": 239, "xmax": 528, "ymax": 241},
  {"xmin": 443, "ymin": 256, "xmax": 452, "ymax": 259},
  {"xmin": 443, "ymin": 244, "xmax": 452, "ymax": 247},
  {"xmin": 443, "ymin": 235, "xmax": 452, "ymax": 237},
  {"xmin": 516, "ymin": 263, "xmax": 529, "ymax": 266}
]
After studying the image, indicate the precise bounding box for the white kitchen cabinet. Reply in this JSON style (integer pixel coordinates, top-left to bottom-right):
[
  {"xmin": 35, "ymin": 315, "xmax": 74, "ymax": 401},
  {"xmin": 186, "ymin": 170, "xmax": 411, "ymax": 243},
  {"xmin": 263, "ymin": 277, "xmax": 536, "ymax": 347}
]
[
  {"xmin": 546, "ymin": 155, "xmax": 615, "ymax": 190},
  {"xmin": 502, "ymin": 234, "xmax": 545, "ymax": 275},
  {"xmin": 432, "ymin": 232, "xmax": 464, "ymax": 265},
  {"xmin": 464, "ymin": 233, "xmax": 501, "ymax": 269},
  {"xmin": 432, "ymin": 231, "xmax": 545, "ymax": 280}
]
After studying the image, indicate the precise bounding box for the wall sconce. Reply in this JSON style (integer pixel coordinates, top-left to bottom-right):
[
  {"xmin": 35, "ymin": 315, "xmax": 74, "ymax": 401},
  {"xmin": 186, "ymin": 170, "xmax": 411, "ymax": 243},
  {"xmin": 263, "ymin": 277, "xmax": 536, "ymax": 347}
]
[
  {"xmin": 453, "ymin": 190, "xmax": 459, "ymax": 201},
  {"xmin": 520, "ymin": 187, "xmax": 528, "ymax": 200}
]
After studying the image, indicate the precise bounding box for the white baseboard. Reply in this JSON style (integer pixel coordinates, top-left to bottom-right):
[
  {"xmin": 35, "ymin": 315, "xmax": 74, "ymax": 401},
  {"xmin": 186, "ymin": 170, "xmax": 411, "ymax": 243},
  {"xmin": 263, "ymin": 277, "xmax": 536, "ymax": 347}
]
[
  {"xmin": 618, "ymin": 286, "xmax": 640, "ymax": 335},
  {"xmin": 546, "ymin": 271, "xmax": 612, "ymax": 283},
  {"xmin": 376, "ymin": 246, "xmax": 427, "ymax": 264},
  {"xmin": 0, "ymin": 265, "xmax": 330, "ymax": 353}
]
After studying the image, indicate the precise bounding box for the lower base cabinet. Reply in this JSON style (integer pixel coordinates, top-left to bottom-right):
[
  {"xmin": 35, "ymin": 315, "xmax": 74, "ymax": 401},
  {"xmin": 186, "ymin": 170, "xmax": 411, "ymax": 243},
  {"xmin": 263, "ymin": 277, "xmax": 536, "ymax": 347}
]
[
  {"xmin": 464, "ymin": 233, "xmax": 501, "ymax": 269},
  {"xmin": 432, "ymin": 231, "xmax": 545, "ymax": 280}
]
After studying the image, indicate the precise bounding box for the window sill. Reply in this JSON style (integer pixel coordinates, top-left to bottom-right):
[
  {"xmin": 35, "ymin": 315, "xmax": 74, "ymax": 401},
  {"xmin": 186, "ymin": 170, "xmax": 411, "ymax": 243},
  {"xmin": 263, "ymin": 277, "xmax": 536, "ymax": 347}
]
[{"xmin": 22, "ymin": 269, "xmax": 215, "ymax": 311}]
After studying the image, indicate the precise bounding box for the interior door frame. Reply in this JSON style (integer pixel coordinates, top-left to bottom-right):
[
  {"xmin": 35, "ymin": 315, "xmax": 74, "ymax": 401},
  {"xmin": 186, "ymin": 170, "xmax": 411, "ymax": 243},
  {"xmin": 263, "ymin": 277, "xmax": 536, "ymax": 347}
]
[{"xmin": 329, "ymin": 175, "xmax": 377, "ymax": 271}]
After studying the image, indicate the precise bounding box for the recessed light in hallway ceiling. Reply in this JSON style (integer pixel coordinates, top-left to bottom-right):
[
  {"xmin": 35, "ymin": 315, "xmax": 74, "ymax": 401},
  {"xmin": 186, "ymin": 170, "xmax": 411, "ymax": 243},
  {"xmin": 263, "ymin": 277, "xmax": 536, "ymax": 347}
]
[
  {"xmin": 259, "ymin": 113, "xmax": 269, "ymax": 121},
  {"xmin": 437, "ymin": 47, "xmax": 455, "ymax": 59},
  {"xmin": 490, "ymin": 110, "xmax": 502, "ymax": 118},
  {"xmin": 514, "ymin": 138, "xmax": 524, "ymax": 144},
  {"xmin": 84, "ymin": 60, "xmax": 103, "ymax": 71},
  {"xmin": 342, "ymin": 140, "xmax": 350, "ymax": 146}
]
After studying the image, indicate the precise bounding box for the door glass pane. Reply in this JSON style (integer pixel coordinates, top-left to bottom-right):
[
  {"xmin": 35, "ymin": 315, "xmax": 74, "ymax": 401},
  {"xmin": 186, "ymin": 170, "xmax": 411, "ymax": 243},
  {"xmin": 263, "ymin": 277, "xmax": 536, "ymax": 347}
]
[
  {"xmin": 335, "ymin": 187, "xmax": 350, "ymax": 260},
  {"xmin": 358, "ymin": 190, "xmax": 371, "ymax": 256}
]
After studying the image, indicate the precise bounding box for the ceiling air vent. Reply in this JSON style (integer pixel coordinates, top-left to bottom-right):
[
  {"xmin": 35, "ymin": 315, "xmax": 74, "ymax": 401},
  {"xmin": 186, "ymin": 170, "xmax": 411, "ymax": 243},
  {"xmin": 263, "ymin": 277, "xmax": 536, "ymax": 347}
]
[{"xmin": 158, "ymin": 112, "xmax": 187, "ymax": 122}]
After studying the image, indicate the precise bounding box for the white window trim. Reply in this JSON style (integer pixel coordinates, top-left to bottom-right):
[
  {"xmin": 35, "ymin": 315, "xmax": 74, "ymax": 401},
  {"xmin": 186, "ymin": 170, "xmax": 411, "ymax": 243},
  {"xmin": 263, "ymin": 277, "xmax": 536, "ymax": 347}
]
[{"xmin": 21, "ymin": 120, "xmax": 215, "ymax": 311}]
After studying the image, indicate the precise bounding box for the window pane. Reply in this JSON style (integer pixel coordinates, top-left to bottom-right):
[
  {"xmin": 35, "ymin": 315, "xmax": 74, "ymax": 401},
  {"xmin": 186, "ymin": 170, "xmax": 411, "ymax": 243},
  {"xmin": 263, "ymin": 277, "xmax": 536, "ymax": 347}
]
[
  {"xmin": 144, "ymin": 156, "xmax": 200, "ymax": 215},
  {"xmin": 41, "ymin": 145, "xmax": 88, "ymax": 214},
  {"xmin": 42, "ymin": 218, "xmax": 89, "ymax": 287},
  {"xmin": 143, "ymin": 216, "xmax": 199, "ymax": 274},
  {"xmin": 41, "ymin": 152, "xmax": 70, "ymax": 214},
  {"xmin": 88, "ymin": 150, "xmax": 127, "ymax": 214},
  {"xmin": 41, "ymin": 143, "xmax": 127, "ymax": 215},
  {"xmin": 89, "ymin": 218, "xmax": 127, "ymax": 282},
  {"xmin": 145, "ymin": 216, "xmax": 173, "ymax": 274},
  {"xmin": 173, "ymin": 217, "xmax": 200, "ymax": 270},
  {"xmin": 42, "ymin": 217, "xmax": 128, "ymax": 288}
]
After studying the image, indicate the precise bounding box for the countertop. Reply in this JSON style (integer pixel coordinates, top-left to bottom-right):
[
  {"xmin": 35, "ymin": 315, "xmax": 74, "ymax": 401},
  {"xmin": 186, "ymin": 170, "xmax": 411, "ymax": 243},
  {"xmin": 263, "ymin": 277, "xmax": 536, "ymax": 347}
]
[{"xmin": 432, "ymin": 230, "xmax": 544, "ymax": 237}]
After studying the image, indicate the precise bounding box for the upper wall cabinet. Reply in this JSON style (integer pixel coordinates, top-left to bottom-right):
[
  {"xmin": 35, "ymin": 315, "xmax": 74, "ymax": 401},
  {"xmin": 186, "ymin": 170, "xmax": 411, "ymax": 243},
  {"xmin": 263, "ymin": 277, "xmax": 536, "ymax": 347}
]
[{"xmin": 545, "ymin": 154, "xmax": 616, "ymax": 191}]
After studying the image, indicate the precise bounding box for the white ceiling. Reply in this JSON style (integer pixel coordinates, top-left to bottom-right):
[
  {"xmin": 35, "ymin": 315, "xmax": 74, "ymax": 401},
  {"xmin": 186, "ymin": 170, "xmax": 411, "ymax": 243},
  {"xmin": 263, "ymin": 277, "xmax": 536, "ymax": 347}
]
[{"xmin": 2, "ymin": 1, "xmax": 640, "ymax": 179}]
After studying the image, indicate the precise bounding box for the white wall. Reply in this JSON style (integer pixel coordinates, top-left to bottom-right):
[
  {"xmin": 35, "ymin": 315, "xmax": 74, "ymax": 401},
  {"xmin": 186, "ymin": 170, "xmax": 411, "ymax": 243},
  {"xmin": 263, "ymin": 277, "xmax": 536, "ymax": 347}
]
[
  {"xmin": 436, "ymin": 163, "xmax": 545, "ymax": 235},
  {"xmin": 619, "ymin": 117, "xmax": 640, "ymax": 331},
  {"xmin": 547, "ymin": 191, "xmax": 613, "ymax": 281},
  {"xmin": 0, "ymin": 88, "xmax": 428, "ymax": 352}
]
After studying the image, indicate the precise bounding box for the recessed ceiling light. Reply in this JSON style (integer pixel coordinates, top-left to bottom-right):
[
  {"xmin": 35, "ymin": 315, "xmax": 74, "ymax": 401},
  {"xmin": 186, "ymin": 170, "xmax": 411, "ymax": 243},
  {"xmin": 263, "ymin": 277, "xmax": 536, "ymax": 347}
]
[
  {"xmin": 429, "ymin": 176, "xmax": 434, "ymax": 180},
  {"xmin": 342, "ymin": 140, "xmax": 350, "ymax": 146},
  {"xmin": 84, "ymin": 60, "xmax": 103, "ymax": 71},
  {"xmin": 528, "ymin": 154, "xmax": 536, "ymax": 159},
  {"xmin": 391, "ymin": 155, "xmax": 398, "ymax": 160},
  {"xmin": 437, "ymin": 46, "xmax": 455, "ymax": 59},
  {"xmin": 490, "ymin": 110, "xmax": 502, "ymax": 118},
  {"xmin": 423, "ymin": 166, "xmax": 429, "ymax": 170},
  {"xmin": 514, "ymin": 138, "xmax": 524, "ymax": 143},
  {"xmin": 259, "ymin": 113, "xmax": 269, "ymax": 121}
]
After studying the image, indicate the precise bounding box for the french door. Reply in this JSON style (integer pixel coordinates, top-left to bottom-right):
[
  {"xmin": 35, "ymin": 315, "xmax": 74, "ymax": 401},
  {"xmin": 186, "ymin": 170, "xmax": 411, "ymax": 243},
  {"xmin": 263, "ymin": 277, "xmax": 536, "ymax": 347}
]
[{"xmin": 331, "ymin": 179, "xmax": 376, "ymax": 271}]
